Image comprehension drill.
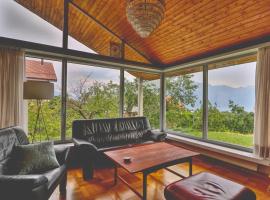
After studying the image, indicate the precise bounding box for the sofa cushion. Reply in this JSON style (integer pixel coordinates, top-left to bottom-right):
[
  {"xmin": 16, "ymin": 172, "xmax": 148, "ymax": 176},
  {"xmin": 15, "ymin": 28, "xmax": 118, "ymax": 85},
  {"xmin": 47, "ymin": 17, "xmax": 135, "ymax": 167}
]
[
  {"xmin": 0, "ymin": 128, "xmax": 18, "ymax": 162},
  {"xmin": 86, "ymin": 130, "xmax": 148, "ymax": 147},
  {"xmin": 12, "ymin": 141, "xmax": 60, "ymax": 175}
]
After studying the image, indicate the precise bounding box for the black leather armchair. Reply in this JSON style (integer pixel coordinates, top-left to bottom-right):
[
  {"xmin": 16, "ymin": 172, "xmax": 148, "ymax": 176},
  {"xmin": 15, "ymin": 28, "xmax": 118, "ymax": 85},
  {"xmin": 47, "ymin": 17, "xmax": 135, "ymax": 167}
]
[
  {"xmin": 0, "ymin": 126, "xmax": 70, "ymax": 200},
  {"xmin": 72, "ymin": 117, "xmax": 167, "ymax": 180}
]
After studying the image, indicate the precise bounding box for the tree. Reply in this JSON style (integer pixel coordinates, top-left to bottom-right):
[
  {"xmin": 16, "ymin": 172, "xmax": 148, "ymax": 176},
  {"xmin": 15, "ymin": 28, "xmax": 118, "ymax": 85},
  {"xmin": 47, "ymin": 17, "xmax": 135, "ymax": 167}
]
[
  {"xmin": 124, "ymin": 78, "xmax": 138, "ymax": 115},
  {"xmin": 166, "ymin": 74, "xmax": 198, "ymax": 108},
  {"xmin": 166, "ymin": 74, "xmax": 199, "ymax": 131}
]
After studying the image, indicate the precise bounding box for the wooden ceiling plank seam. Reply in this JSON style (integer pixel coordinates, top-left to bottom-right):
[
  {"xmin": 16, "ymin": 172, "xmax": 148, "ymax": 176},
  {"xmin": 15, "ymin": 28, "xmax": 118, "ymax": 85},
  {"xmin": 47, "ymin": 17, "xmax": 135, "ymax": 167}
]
[
  {"xmin": 156, "ymin": 3, "xmax": 268, "ymax": 48},
  {"xmin": 160, "ymin": 16, "xmax": 270, "ymax": 59},
  {"xmin": 149, "ymin": 0, "xmax": 260, "ymax": 48},
  {"xmin": 157, "ymin": 10, "xmax": 270, "ymax": 57},
  {"xmin": 158, "ymin": 0, "xmax": 249, "ymax": 29},
  {"xmin": 69, "ymin": 0, "xmax": 154, "ymax": 65},
  {"xmin": 150, "ymin": 0, "xmax": 266, "ymax": 50}
]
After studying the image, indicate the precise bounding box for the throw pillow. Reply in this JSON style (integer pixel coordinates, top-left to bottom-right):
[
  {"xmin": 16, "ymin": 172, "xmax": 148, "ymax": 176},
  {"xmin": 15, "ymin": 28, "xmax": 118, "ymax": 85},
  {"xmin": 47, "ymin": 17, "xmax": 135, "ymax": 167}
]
[{"xmin": 12, "ymin": 141, "xmax": 60, "ymax": 175}]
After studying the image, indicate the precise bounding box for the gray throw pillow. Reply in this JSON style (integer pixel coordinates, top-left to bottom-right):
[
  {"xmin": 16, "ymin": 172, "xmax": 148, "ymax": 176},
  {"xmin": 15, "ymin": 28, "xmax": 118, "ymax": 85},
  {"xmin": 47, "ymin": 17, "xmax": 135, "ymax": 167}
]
[{"xmin": 13, "ymin": 141, "xmax": 60, "ymax": 175}]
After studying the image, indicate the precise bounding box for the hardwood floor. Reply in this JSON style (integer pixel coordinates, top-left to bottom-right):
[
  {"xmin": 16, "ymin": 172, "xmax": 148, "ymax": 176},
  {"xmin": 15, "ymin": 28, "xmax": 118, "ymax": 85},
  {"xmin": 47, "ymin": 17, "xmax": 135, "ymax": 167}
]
[{"xmin": 50, "ymin": 156, "xmax": 270, "ymax": 200}]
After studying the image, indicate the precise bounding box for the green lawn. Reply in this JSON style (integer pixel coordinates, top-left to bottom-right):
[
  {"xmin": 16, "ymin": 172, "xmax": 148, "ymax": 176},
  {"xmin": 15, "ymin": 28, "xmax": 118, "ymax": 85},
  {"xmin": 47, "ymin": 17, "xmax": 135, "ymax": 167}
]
[{"xmin": 172, "ymin": 128, "xmax": 253, "ymax": 148}]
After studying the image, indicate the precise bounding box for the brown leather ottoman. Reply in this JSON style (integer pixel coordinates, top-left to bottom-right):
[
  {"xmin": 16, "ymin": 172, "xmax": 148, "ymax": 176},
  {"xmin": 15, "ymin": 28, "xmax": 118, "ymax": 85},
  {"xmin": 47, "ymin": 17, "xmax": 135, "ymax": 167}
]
[{"xmin": 164, "ymin": 172, "xmax": 256, "ymax": 200}]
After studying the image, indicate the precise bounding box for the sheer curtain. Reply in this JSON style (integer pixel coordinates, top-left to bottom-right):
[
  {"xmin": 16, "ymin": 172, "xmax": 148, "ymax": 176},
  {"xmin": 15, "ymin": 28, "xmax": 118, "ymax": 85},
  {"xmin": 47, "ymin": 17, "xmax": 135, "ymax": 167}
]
[
  {"xmin": 0, "ymin": 47, "xmax": 24, "ymax": 128},
  {"xmin": 254, "ymin": 47, "xmax": 270, "ymax": 159}
]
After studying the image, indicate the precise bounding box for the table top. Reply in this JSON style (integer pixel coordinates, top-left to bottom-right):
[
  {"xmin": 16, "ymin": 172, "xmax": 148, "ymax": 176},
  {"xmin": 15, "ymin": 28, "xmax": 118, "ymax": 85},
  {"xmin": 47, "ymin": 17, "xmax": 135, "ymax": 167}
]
[{"xmin": 104, "ymin": 142, "xmax": 199, "ymax": 173}]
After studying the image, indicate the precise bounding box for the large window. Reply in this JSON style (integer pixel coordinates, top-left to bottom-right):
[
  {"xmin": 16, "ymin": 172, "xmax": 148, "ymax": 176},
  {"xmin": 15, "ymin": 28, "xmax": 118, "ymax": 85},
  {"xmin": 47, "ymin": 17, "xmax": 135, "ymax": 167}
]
[
  {"xmin": 25, "ymin": 58, "xmax": 62, "ymax": 142},
  {"xmin": 166, "ymin": 68, "xmax": 203, "ymax": 138},
  {"xmin": 208, "ymin": 62, "xmax": 255, "ymax": 148},
  {"xmin": 66, "ymin": 63, "xmax": 120, "ymax": 138},
  {"xmin": 165, "ymin": 58, "xmax": 256, "ymax": 150}
]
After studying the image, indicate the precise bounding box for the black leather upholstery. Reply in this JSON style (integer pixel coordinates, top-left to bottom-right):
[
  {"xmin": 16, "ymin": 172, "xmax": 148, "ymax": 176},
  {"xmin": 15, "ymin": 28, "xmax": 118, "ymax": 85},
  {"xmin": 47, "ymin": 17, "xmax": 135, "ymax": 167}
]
[
  {"xmin": 0, "ymin": 126, "xmax": 70, "ymax": 200},
  {"xmin": 72, "ymin": 117, "xmax": 167, "ymax": 180}
]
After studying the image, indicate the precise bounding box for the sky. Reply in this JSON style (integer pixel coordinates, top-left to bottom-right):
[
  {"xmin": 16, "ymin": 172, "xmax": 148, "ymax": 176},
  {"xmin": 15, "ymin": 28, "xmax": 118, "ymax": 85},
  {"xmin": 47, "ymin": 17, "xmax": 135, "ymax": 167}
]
[{"xmin": 0, "ymin": 0, "xmax": 256, "ymax": 89}]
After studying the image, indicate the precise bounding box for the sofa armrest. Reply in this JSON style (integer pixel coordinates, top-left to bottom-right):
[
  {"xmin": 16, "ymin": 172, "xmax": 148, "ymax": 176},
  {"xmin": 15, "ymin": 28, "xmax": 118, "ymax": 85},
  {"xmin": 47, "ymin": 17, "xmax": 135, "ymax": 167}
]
[
  {"xmin": 54, "ymin": 145, "xmax": 70, "ymax": 166},
  {"xmin": 0, "ymin": 175, "xmax": 48, "ymax": 190},
  {"xmin": 73, "ymin": 138, "xmax": 98, "ymax": 151},
  {"xmin": 148, "ymin": 130, "xmax": 167, "ymax": 141}
]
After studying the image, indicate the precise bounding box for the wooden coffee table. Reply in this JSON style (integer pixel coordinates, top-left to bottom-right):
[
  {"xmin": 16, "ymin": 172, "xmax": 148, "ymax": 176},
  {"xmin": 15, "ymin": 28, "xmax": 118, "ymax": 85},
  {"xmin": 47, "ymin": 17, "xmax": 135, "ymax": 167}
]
[{"xmin": 104, "ymin": 142, "xmax": 199, "ymax": 200}]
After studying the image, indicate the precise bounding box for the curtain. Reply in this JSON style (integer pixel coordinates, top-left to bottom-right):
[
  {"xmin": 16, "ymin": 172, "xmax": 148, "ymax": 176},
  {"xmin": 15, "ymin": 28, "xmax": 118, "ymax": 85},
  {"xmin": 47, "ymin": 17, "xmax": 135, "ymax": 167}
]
[
  {"xmin": 0, "ymin": 47, "xmax": 24, "ymax": 128},
  {"xmin": 254, "ymin": 47, "xmax": 270, "ymax": 159}
]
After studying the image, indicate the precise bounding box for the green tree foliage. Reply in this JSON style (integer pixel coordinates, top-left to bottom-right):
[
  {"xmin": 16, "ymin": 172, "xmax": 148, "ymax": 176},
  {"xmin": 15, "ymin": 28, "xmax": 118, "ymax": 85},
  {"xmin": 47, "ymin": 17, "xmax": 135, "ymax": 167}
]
[
  {"xmin": 143, "ymin": 81, "xmax": 160, "ymax": 128},
  {"xmin": 28, "ymin": 96, "xmax": 61, "ymax": 142},
  {"xmin": 166, "ymin": 75, "xmax": 198, "ymax": 107},
  {"xmin": 124, "ymin": 78, "xmax": 138, "ymax": 115}
]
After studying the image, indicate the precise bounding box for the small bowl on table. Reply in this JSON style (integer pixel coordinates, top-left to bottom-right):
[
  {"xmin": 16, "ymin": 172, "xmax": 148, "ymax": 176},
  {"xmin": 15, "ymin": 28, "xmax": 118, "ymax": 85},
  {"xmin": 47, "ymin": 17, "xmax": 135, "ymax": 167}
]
[{"xmin": 123, "ymin": 156, "xmax": 132, "ymax": 164}]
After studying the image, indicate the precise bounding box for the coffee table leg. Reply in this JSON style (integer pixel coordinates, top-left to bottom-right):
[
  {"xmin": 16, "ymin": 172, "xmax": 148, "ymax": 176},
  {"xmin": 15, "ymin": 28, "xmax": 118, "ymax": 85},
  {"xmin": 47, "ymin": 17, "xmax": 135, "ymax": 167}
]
[
  {"xmin": 189, "ymin": 158, "xmax": 192, "ymax": 177},
  {"xmin": 114, "ymin": 165, "xmax": 117, "ymax": 185},
  {"xmin": 143, "ymin": 172, "xmax": 148, "ymax": 200}
]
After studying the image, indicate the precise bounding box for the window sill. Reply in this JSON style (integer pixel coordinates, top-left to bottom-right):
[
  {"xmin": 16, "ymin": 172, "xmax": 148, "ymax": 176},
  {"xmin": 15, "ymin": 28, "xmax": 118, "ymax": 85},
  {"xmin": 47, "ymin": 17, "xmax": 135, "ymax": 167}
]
[{"xmin": 167, "ymin": 133, "xmax": 270, "ymax": 166}]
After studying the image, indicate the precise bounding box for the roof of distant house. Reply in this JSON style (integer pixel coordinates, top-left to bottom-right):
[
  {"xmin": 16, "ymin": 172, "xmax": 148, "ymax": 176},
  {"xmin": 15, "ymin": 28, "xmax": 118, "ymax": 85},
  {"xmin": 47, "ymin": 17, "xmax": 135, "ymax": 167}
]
[{"xmin": 25, "ymin": 60, "xmax": 57, "ymax": 82}]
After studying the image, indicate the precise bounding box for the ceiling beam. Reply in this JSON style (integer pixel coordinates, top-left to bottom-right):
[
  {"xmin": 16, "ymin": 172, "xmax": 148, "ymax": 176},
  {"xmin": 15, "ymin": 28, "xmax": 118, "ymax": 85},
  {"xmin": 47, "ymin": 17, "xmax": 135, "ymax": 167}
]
[
  {"xmin": 0, "ymin": 36, "xmax": 161, "ymax": 73},
  {"xmin": 70, "ymin": 1, "xmax": 154, "ymax": 65}
]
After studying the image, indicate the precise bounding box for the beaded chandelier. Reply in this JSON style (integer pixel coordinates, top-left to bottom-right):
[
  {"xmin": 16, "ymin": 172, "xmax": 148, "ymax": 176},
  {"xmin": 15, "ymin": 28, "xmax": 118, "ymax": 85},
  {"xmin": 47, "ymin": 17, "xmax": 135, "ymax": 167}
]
[{"xmin": 126, "ymin": 0, "xmax": 165, "ymax": 38}]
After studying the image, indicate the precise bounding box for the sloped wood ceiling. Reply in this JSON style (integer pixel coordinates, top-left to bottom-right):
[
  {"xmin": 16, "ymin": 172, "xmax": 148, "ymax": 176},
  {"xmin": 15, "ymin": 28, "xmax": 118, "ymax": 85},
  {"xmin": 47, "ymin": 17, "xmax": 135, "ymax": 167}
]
[{"xmin": 16, "ymin": 0, "xmax": 270, "ymax": 67}]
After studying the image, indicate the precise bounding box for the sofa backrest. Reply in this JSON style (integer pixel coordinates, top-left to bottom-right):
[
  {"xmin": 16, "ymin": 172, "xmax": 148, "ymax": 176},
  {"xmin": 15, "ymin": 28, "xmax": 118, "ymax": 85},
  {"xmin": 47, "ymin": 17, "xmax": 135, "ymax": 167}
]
[
  {"xmin": 72, "ymin": 117, "xmax": 151, "ymax": 144},
  {"xmin": 0, "ymin": 126, "xmax": 29, "ymax": 174}
]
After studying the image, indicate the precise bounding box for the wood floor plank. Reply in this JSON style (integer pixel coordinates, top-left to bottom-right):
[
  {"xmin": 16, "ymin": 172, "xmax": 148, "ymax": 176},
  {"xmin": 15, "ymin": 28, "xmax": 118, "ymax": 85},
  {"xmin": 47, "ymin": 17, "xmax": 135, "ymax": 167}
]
[{"xmin": 50, "ymin": 156, "xmax": 270, "ymax": 200}]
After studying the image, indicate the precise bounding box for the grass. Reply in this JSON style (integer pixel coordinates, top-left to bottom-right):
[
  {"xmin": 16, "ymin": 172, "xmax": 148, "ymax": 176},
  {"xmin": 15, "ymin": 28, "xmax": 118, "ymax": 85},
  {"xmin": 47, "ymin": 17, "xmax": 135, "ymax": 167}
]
[{"xmin": 172, "ymin": 128, "xmax": 253, "ymax": 148}]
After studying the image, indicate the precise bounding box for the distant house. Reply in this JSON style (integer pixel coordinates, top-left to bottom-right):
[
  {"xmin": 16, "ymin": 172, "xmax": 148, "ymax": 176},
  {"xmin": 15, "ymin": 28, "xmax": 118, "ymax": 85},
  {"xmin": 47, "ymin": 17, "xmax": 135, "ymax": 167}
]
[{"xmin": 25, "ymin": 60, "xmax": 57, "ymax": 82}]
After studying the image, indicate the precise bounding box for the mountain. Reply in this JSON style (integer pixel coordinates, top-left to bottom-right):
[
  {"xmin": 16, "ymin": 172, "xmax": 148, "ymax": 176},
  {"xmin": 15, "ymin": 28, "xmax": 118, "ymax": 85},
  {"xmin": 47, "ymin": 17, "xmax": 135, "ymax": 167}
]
[{"xmin": 194, "ymin": 83, "xmax": 255, "ymax": 112}]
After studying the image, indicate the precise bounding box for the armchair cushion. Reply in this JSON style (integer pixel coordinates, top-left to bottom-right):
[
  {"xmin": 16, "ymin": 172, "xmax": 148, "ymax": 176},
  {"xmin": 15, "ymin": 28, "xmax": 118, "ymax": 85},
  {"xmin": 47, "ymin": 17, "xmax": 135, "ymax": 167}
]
[
  {"xmin": 0, "ymin": 174, "xmax": 48, "ymax": 190},
  {"xmin": 12, "ymin": 141, "xmax": 60, "ymax": 175}
]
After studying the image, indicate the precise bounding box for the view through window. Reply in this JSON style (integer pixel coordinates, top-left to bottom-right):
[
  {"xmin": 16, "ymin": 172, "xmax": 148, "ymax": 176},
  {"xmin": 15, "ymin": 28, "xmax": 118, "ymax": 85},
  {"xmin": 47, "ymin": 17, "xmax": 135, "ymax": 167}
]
[
  {"xmin": 25, "ymin": 57, "xmax": 62, "ymax": 142},
  {"xmin": 124, "ymin": 71, "xmax": 160, "ymax": 129},
  {"xmin": 208, "ymin": 62, "xmax": 255, "ymax": 148},
  {"xmin": 166, "ymin": 68, "xmax": 203, "ymax": 138},
  {"xmin": 166, "ymin": 61, "xmax": 256, "ymax": 149},
  {"xmin": 66, "ymin": 63, "xmax": 120, "ymax": 138}
]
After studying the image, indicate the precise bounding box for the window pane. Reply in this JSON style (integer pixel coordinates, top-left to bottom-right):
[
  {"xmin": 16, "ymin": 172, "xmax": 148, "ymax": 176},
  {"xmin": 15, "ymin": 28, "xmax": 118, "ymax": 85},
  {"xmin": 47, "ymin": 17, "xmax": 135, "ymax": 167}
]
[
  {"xmin": 0, "ymin": 0, "xmax": 62, "ymax": 46},
  {"xmin": 25, "ymin": 58, "xmax": 62, "ymax": 142},
  {"xmin": 208, "ymin": 62, "xmax": 255, "ymax": 148},
  {"xmin": 124, "ymin": 71, "xmax": 139, "ymax": 117},
  {"xmin": 66, "ymin": 63, "xmax": 120, "ymax": 138},
  {"xmin": 143, "ymin": 78, "xmax": 160, "ymax": 129},
  {"xmin": 166, "ymin": 71, "xmax": 203, "ymax": 138},
  {"xmin": 124, "ymin": 71, "xmax": 160, "ymax": 129}
]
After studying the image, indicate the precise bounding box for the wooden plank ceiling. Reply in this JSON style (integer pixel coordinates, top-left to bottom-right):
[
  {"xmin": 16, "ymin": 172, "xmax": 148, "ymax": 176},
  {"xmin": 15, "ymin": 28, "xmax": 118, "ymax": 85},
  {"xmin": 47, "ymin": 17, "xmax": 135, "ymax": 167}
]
[{"xmin": 16, "ymin": 0, "xmax": 270, "ymax": 68}]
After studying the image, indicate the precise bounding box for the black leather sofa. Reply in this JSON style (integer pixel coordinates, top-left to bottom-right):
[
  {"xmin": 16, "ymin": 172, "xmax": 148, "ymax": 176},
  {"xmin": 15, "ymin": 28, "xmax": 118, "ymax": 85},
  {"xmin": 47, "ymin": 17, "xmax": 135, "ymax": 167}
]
[
  {"xmin": 0, "ymin": 126, "xmax": 70, "ymax": 200},
  {"xmin": 72, "ymin": 117, "xmax": 167, "ymax": 180}
]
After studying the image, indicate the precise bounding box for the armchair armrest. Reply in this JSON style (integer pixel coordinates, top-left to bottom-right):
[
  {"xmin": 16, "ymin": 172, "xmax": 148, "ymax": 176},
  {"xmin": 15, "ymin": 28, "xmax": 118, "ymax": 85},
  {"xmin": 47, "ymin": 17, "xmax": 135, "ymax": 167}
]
[
  {"xmin": 54, "ymin": 145, "xmax": 70, "ymax": 165},
  {"xmin": 72, "ymin": 138, "xmax": 98, "ymax": 151},
  {"xmin": 148, "ymin": 130, "xmax": 167, "ymax": 141},
  {"xmin": 0, "ymin": 175, "xmax": 48, "ymax": 190}
]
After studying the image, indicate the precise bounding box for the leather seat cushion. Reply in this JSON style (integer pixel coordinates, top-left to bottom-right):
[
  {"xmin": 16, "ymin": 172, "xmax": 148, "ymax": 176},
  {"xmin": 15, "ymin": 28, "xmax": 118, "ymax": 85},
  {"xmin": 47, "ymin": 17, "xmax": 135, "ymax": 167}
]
[{"xmin": 164, "ymin": 172, "xmax": 256, "ymax": 200}]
